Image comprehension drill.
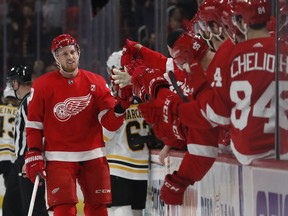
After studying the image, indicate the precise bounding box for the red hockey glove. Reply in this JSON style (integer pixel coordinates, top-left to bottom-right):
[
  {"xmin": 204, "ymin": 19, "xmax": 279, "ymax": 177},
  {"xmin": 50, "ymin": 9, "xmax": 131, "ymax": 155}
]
[
  {"xmin": 121, "ymin": 45, "xmax": 133, "ymax": 67},
  {"xmin": 124, "ymin": 59, "xmax": 146, "ymax": 76},
  {"xmin": 114, "ymin": 85, "xmax": 133, "ymax": 114},
  {"xmin": 131, "ymin": 65, "xmax": 169, "ymax": 99},
  {"xmin": 153, "ymin": 122, "xmax": 186, "ymax": 142},
  {"xmin": 132, "ymin": 85, "xmax": 149, "ymax": 102},
  {"xmin": 160, "ymin": 171, "xmax": 190, "ymax": 205},
  {"xmin": 138, "ymin": 94, "xmax": 182, "ymax": 125},
  {"xmin": 126, "ymin": 39, "xmax": 142, "ymax": 57},
  {"xmin": 121, "ymin": 39, "xmax": 142, "ymax": 67},
  {"xmin": 24, "ymin": 149, "xmax": 46, "ymax": 183},
  {"xmin": 153, "ymin": 122, "xmax": 187, "ymax": 149}
]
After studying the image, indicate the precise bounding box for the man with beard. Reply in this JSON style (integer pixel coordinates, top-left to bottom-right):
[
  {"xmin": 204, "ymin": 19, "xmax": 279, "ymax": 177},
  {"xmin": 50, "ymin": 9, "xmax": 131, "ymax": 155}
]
[{"xmin": 24, "ymin": 34, "xmax": 132, "ymax": 216}]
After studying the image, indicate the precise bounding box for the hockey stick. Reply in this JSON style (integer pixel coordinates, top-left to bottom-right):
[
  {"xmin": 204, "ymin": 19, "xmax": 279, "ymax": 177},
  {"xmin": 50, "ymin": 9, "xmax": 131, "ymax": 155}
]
[
  {"xmin": 168, "ymin": 71, "xmax": 190, "ymax": 102},
  {"xmin": 27, "ymin": 174, "xmax": 40, "ymax": 216}
]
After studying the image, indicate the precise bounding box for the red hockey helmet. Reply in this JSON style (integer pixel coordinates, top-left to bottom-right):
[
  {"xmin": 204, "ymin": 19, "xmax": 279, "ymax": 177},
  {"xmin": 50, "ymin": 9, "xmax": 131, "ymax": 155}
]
[
  {"xmin": 199, "ymin": 0, "xmax": 222, "ymax": 30},
  {"xmin": 171, "ymin": 33, "xmax": 208, "ymax": 67},
  {"xmin": 51, "ymin": 34, "xmax": 80, "ymax": 55},
  {"xmin": 221, "ymin": 0, "xmax": 243, "ymax": 42},
  {"xmin": 232, "ymin": 0, "xmax": 271, "ymax": 26},
  {"xmin": 186, "ymin": 13, "xmax": 201, "ymax": 35}
]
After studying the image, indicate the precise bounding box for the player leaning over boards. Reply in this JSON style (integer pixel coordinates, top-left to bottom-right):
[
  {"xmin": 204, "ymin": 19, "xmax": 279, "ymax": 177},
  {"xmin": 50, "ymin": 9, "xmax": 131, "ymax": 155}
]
[
  {"xmin": 24, "ymin": 34, "xmax": 132, "ymax": 216},
  {"xmin": 140, "ymin": 0, "xmax": 280, "ymax": 165}
]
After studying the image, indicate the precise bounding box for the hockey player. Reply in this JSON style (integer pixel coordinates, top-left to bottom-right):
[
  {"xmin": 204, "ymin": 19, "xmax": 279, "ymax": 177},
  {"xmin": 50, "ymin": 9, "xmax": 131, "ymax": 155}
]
[
  {"xmin": 2, "ymin": 65, "xmax": 48, "ymax": 216},
  {"xmin": 24, "ymin": 34, "xmax": 131, "ymax": 216},
  {"xmin": 113, "ymin": 31, "xmax": 220, "ymax": 205},
  {"xmin": 0, "ymin": 84, "xmax": 18, "ymax": 188},
  {"xmin": 139, "ymin": 0, "xmax": 279, "ymax": 165},
  {"xmin": 105, "ymin": 50, "xmax": 153, "ymax": 216}
]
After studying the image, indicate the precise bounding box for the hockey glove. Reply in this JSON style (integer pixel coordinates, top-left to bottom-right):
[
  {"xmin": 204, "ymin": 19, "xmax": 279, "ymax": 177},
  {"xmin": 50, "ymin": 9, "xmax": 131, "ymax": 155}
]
[
  {"xmin": 138, "ymin": 94, "xmax": 182, "ymax": 125},
  {"xmin": 121, "ymin": 39, "xmax": 142, "ymax": 67},
  {"xmin": 153, "ymin": 122, "xmax": 187, "ymax": 150},
  {"xmin": 131, "ymin": 65, "xmax": 169, "ymax": 100},
  {"xmin": 24, "ymin": 149, "xmax": 46, "ymax": 183},
  {"xmin": 114, "ymin": 85, "xmax": 133, "ymax": 115},
  {"xmin": 112, "ymin": 68, "xmax": 132, "ymax": 88},
  {"xmin": 153, "ymin": 122, "xmax": 187, "ymax": 143},
  {"xmin": 126, "ymin": 39, "xmax": 142, "ymax": 57},
  {"xmin": 111, "ymin": 58, "xmax": 145, "ymax": 88},
  {"xmin": 160, "ymin": 171, "xmax": 190, "ymax": 205}
]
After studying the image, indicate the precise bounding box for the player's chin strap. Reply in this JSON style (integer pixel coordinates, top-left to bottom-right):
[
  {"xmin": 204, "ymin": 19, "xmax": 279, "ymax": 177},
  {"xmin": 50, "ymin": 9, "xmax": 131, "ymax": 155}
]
[{"xmin": 168, "ymin": 71, "xmax": 190, "ymax": 102}]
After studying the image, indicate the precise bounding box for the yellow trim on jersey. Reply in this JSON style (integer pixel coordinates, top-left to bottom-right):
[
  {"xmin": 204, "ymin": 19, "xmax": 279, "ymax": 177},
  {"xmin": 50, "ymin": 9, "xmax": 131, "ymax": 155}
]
[
  {"xmin": 107, "ymin": 154, "xmax": 148, "ymax": 164},
  {"xmin": 0, "ymin": 152, "xmax": 15, "ymax": 156},
  {"xmin": 109, "ymin": 164, "xmax": 149, "ymax": 173},
  {"xmin": 103, "ymin": 135, "xmax": 110, "ymax": 142},
  {"xmin": 129, "ymin": 104, "xmax": 138, "ymax": 108},
  {"xmin": 0, "ymin": 144, "xmax": 15, "ymax": 149}
]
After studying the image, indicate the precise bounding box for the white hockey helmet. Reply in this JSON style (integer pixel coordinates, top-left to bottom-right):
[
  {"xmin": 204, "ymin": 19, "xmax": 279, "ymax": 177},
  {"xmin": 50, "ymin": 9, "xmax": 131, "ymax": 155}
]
[
  {"xmin": 106, "ymin": 50, "xmax": 123, "ymax": 73},
  {"xmin": 3, "ymin": 83, "xmax": 16, "ymax": 99}
]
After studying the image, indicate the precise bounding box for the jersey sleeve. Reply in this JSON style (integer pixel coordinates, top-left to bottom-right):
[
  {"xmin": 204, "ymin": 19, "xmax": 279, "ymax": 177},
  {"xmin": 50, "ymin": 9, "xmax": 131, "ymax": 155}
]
[
  {"xmin": 140, "ymin": 46, "xmax": 172, "ymax": 72},
  {"xmin": 93, "ymin": 75, "xmax": 125, "ymax": 132},
  {"xmin": 176, "ymin": 126, "xmax": 219, "ymax": 184},
  {"xmin": 177, "ymin": 45, "xmax": 233, "ymax": 129},
  {"xmin": 26, "ymin": 79, "xmax": 45, "ymax": 150}
]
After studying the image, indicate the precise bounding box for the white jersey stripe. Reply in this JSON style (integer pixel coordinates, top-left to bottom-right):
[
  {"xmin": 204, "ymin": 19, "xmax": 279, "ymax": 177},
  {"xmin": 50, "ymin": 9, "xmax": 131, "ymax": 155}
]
[
  {"xmin": 206, "ymin": 104, "xmax": 230, "ymax": 126},
  {"xmin": 45, "ymin": 147, "xmax": 106, "ymax": 161},
  {"xmin": 26, "ymin": 120, "xmax": 43, "ymax": 130},
  {"xmin": 230, "ymin": 140, "xmax": 275, "ymax": 165},
  {"xmin": 187, "ymin": 143, "xmax": 218, "ymax": 158},
  {"xmin": 109, "ymin": 164, "xmax": 149, "ymax": 174},
  {"xmin": 107, "ymin": 154, "xmax": 149, "ymax": 164}
]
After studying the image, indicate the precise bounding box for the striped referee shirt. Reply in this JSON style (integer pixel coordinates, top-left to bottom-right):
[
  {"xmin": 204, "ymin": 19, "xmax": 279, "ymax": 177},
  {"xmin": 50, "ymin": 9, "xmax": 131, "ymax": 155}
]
[{"xmin": 14, "ymin": 93, "xmax": 30, "ymax": 157}]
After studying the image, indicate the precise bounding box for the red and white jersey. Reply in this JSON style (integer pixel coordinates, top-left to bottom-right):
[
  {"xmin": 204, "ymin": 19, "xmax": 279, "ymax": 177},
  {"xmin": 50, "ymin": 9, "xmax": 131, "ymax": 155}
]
[
  {"xmin": 139, "ymin": 46, "xmax": 173, "ymax": 73},
  {"xmin": 0, "ymin": 104, "xmax": 17, "ymax": 162},
  {"xmin": 26, "ymin": 69, "xmax": 123, "ymax": 162},
  {"xmin": 199, "ymin": 35, "xmax": 279, "ymax": 164},
  {"xmin": 103, "ymin": 103, "xmax": 150, "ymax": 180},
  {"xmin": 206, "ymin": 39, "xmax": 235, "ymax": 151},
  {"xmin": 139, "ymin": 46, "xmax": 220, "ymax": 183}
]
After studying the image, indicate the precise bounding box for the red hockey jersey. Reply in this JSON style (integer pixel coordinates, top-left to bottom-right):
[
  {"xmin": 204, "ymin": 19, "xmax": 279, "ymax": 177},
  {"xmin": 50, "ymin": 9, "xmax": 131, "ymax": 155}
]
[
  {"xmin": 26, "ymin": 69, "xmax": 124, "ymax": 162},
  {"xmin": 179, "ymin": 35, "xmax": 280, "ymax": 165}
]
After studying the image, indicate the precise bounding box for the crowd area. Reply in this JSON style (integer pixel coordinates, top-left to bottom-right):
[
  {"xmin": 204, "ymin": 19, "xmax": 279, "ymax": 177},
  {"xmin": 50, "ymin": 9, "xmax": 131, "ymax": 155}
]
[
  {"xmin": 0, "ymin": 0, "xmax": 288, "ymax": 215},
  {"xmin": 0, "ymin": 0, "xmax": 198, "ymax": 85}
]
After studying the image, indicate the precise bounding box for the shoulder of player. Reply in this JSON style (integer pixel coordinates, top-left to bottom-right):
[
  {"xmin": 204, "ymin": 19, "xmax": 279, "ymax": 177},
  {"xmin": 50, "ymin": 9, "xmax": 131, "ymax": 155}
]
[
  {"xmin": 232, "ymin": 36, "xmax": 275, "ymax": 53},
  {"xmin": 33, "ymin": 70, "xmax": 58, "ymax": 85},
  {"xmin": 79, "ymin": 69, "xmax": 106, "ymax": 82}
]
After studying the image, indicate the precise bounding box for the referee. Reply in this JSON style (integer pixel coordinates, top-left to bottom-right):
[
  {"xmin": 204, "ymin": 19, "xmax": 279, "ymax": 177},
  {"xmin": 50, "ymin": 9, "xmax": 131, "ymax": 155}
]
[{"xmin": 2, "ymin": 65, "xmax": 48, "ymax": 216}]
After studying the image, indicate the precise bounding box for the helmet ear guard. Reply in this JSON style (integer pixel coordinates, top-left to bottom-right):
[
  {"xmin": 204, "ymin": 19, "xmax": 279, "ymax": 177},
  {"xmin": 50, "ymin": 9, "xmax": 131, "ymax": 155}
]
[{"xmin": 186, "ymin": 13, "xmax": 201, "ymax": 35}]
